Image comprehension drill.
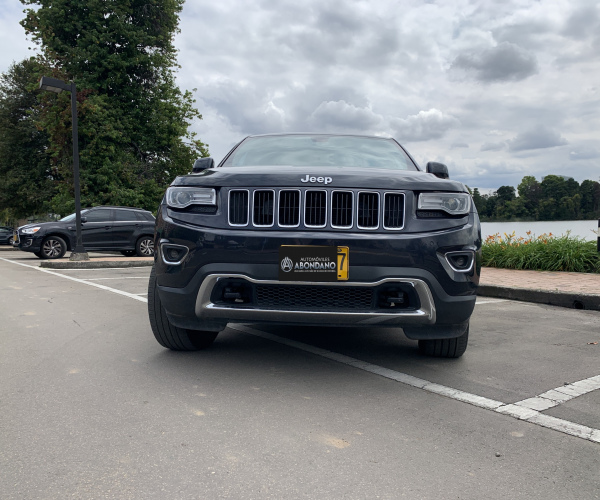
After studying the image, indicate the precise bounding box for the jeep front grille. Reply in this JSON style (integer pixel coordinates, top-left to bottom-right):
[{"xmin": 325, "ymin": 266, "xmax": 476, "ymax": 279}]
[{"xmin": 228, "ymin": 188, "xmax": 405, "ymax": 231}]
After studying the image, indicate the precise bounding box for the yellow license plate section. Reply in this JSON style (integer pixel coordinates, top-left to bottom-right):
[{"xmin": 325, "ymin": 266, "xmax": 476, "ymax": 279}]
[
  {"xmin": 279, "ymin": 245, "xmax": 349, "ymax": 282},
  {"xmin": 337, "ymin": 246, "xmax": 349, "ymax": 281}
]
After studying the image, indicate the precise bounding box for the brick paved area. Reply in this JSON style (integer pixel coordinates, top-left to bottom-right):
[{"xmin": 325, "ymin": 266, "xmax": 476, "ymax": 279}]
[{"xmin": 480, "ymin": 267, "xmax": 600, "ymax": 296}]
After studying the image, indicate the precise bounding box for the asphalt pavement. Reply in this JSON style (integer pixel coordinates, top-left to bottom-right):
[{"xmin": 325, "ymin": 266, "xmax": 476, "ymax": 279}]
[{"xmin": 1, "ymin": 249, "xmax": 599, "ymax": 499}]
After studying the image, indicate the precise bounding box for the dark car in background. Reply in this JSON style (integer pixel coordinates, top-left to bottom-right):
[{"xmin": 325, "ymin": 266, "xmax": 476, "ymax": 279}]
[
  {"xmin": 14, "ymin": 206, "xmax": 155, "ymax": 259},
  {"xmin": 0, "ymin": 226, "xmax": 14, "ymax": 245},
  {"xmin": 148, "ymin": 134, "xmax": 481, "ymax": 358}
]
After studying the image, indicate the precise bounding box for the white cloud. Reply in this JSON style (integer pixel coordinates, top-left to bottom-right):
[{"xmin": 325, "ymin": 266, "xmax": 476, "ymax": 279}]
[
  {"xmin": 1, "ymin": 0, "xmax": 599, "ymax": 190},
  {"xmin": 508, "ymin": 126, "xmax": 569, "ymax": 152},
  {"xmin": 390, "ymin": 109, "xmax": 460, "ymax": 142}
]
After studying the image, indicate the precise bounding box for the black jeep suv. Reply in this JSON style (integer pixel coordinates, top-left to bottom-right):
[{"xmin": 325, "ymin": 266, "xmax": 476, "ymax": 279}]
[
  {"xmin": 148, "ymin": 134, "xmax": 481, "ymax": 358},
  {"xmin": 14, "ymin": 206, "xmax": 155, "ymax": 259}
]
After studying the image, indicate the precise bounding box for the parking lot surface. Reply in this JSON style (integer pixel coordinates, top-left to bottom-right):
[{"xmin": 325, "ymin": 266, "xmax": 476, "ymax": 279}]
[{"xmin": 1, "ymin": 250, "xmax": 599, "ymax": 499}]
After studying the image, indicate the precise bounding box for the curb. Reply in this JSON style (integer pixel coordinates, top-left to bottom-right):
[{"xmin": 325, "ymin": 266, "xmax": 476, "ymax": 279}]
[
  {"xmin": 40, "ymin": 260, "xmax": 154, "ymax": 269},
  {"xmin": 478, "ymin": 285, "xmax": 600, "ymax": 312}
]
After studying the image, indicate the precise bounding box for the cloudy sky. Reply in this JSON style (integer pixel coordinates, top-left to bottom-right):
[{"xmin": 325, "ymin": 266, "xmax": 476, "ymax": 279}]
[{"xmin": 1, "ymin": 0, "xmax": 599, "ymax": 191}]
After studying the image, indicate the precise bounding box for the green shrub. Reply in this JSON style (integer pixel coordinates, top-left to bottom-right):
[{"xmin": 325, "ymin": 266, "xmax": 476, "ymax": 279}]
[{"xmin": 482, "ymin": 231, "xmax": 600, "ymax": 273}]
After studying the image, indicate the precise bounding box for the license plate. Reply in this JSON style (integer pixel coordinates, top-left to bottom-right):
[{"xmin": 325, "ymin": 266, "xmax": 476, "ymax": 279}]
[{"xmin": 279, "ymin": 246, "xmax": 349, "ymax": 282}]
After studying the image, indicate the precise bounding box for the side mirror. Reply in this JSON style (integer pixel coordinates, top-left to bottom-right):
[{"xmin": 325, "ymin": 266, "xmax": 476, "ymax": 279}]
[
  {"xmin": 80, "ymin": 217, "xmax": 87, "ymax": 223},
  {"xmin": 192, "ymin": 157, "xmax": 215, "ymax": 173},
  {"xmin": 426, "ymin": 162, "xmax": 449, "ymax": 179}
]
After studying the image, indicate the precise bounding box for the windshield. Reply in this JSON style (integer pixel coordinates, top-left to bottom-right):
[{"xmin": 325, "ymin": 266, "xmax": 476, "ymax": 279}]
[
  {"xmin": 59, "ymin": 210, "xmax": 89, "ymax": 222},
  {"xmin": 221, "ymin": 135, "xmax": 418, "ymax": 171}
]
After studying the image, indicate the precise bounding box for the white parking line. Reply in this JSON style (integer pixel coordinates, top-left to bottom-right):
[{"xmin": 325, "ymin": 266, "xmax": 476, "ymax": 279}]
[
  {"xmin": 0, "ymin": 258, "xmax": 148, "ymax": 303},
  {"xmin": 83, "ymin": 277, "xmax": 149, "ymax": 281},
  {"xmin": 476, "ymin": 299, "xmax": 509, "ymax": 305},
  {"xmin": 3, "ymin": 256, "xmax": 599, "ymax": 444},
  {"xmin": 228, "ymin": 325, "xmax": 600, "ymax": 444}
]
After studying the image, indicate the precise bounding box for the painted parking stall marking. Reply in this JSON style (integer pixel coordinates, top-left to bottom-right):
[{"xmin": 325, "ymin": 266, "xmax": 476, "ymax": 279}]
[
  {"xmin": 230, "ymin": 324, "xmax": 600, "ymax": 445},
  {"xmin": 3, "ymin": 256, "xmax": 599, "ymax": 444},
  {"xmin": 0, "ymin": 258, "xmax": 148, "ymax": 303}
]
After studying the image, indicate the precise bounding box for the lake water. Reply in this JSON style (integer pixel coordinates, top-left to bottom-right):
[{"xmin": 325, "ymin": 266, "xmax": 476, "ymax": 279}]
[{"xmin": 480, "ymin": 220, "xmax": 599, "ymax": 241}]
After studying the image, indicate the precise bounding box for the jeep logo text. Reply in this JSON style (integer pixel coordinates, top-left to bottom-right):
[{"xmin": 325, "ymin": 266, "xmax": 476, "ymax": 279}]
[{"xmin": 300, "ymin": 174, "xmax": 333, "ymax": 185}]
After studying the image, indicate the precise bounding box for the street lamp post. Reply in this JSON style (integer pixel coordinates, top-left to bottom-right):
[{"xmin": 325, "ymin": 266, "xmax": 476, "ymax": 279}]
[{"xmin": 39, "ymin": 76, "xmax": 88, "ymax": 261}]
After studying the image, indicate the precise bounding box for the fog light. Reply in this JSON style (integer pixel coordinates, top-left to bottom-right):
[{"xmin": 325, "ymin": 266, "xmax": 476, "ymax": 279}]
[
  {"xmin": 445, "ymin": 251, "xmax": 474, "ymax": 272},
  {"xmin": 161, "ymin": 243, "xmax": 189, "ymax": 265}
]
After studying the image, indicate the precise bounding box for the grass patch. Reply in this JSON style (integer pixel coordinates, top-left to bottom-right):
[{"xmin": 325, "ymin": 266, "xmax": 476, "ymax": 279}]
[{"xmin": 482, "ymin": 231, "xmax": 600, "ymax": 273}]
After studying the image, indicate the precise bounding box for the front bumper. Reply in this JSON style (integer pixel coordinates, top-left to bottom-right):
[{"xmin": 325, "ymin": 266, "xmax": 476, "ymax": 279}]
[{"xmin": 154, "ymin": 209, "xmax": 480, "ymax": 337}]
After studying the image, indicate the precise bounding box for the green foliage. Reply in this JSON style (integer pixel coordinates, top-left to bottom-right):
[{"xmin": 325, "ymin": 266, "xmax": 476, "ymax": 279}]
[
  {"xmin": 482, "ymin": 232, "xmax": 600, "ymax": 273},
  {"xmin": 0, "ymin": 59, "xmax": 55, "ymax": 219},
  {"xmin": 13, "ymin": 0, "xmax": 207, "ymax": 215},
  {"xmin": 478, "ymin": 175, "xmax": 600, "ymax": 222}
]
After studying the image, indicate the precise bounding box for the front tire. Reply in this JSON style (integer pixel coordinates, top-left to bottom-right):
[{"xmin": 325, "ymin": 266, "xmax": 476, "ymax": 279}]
[
  {"xmin": 418, "ymin": 324, "xmax": 469, "ymax": 358},
  {"xmin": 40, "ymin": 236, "xmax": 67, "ymax": 259},
  {"xmin": 148, "ymin": 265, "xmax": 219, "ymax": 350},
  {"xmin": 136, "ymin": 236, "xmax": 154, "ymax": 257}
]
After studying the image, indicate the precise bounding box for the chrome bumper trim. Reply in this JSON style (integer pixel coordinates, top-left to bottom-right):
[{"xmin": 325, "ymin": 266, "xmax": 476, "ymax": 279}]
[{"xmin": 194, "ymin": 274, "xmax": 436, "ymax": 326}]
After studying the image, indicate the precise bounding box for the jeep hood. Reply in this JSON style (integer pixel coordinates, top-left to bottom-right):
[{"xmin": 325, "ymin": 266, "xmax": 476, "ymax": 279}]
[{"xmin": 172, "ymin": 166, "xmax": 468, "ymax": 192}]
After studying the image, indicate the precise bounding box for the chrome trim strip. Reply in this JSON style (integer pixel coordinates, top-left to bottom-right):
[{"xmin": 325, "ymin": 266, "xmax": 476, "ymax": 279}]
[
  {"xmin": 195, "ymin": 274, "xmax": 436, "ymax": 325},
  {"xmin": 228, "ymin": 189, "xmax": 250, "ymax": 227}
]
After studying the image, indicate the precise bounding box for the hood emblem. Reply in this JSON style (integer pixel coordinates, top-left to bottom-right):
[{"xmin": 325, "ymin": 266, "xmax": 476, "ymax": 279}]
[{"xmin": 300, "ymin": 174, "xmax": 332, "ymax": 185}]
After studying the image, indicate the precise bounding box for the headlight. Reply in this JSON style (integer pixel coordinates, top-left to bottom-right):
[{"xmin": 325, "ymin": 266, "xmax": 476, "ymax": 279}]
[
  {"xmin": 21, "ymin": 227, "xmax": 41, "ymax": 234},
  {"xmin": 418, "ymin": 193, "xmax": 471, "ymax": 215},
  {"xmin": 165, "ymin": 187, "xmax": 217, "ymax": 208}
]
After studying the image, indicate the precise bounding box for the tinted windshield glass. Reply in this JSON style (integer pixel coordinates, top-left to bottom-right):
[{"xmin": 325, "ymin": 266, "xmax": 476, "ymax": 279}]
[
  {"xmin": 60, "ymin": 210, "xmax": 88, "ymax": 222},
  {"xmin": 221, "ymin": 135, "xmax": 417, "ymax": 170}
]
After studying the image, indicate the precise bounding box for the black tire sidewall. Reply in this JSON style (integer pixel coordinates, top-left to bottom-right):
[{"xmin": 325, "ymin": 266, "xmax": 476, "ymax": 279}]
[
  {"xmin": 136, "ymin": 236, "xmax": 154, "ymax": 257},
  {"xmin": 41, "ymin": 236, "xmax": 67, "ymax": 259}
]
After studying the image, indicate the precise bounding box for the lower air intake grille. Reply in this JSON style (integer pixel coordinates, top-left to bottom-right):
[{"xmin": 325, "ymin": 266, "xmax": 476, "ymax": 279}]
[{"xmin": 256, "ymin": 285, "xmax": 373, "ymax": 310}]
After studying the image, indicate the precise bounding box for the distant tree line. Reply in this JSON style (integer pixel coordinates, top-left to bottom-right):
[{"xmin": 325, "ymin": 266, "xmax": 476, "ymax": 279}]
[
  {"xmin": 471, "ymin": 175, "xmax": 600, "ymax": 221},
  {"xmin": 0, "ymin": 0, "xmax": 207, "ymax": 226}
]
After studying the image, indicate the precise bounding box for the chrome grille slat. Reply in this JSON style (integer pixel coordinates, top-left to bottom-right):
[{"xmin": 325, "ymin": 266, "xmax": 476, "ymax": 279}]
[
  {"xmin": 278, "ymin": 190, "xmax": 301, "ymax": 227},
  {"xmin": 253, "ymin": 190, "xmax": 275, "ymax": 227},
  {"xmin": 357, "ymin": 192, "xmax": 379, "ymax": 229},
  {"xmin": 305, "ymin": 190, "xmax": 327, "ymax": 228},
  {"xmin": 331, "ymin": 191, "xmax": 353, "ymax": 228},
  {"xmin": 229, "ymin": 188, "xmax": 404, "ymax": 231},
  {"xmin": 384, "ymin": 193, "xmax": 405, "ymax": 229},
  {"xmin": 229, "ymin": 190, "xmax": 249, "ymax": 226}
]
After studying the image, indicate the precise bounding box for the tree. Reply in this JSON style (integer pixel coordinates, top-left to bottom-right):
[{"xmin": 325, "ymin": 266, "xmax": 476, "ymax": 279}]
[
  {"xmin": 471, "ymin": 187, "xmax": 485, "ymax": 215},
  {"xmin": 20, "ymin": 0, "xmax": 207, "ymax": 215},
  {"xmin": 0, "ymin": 59, "xmax": 54, "ymax": 219},
  {"xmin": 517, "ymin": 176, "xmax": 541, "ymax": 218},
  {"xmin": 496, "ymin": 185, "xmax": 516, "ymax": 203}
]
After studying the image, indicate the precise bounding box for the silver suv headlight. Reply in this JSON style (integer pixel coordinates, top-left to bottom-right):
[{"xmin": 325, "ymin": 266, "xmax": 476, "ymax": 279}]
[
  {"xmin": 165, "ymin": 187, "xmax": 217, "ymax": 208},
  {"xmin": 418, "ymin": 193, "xmax": 471, "ymax": 215}
]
